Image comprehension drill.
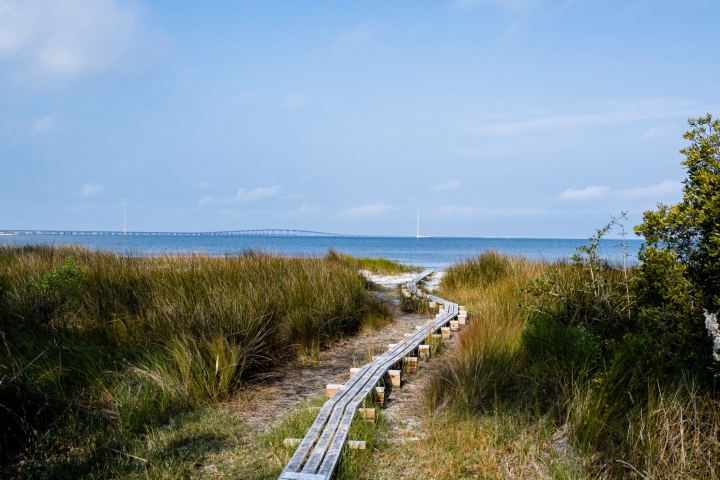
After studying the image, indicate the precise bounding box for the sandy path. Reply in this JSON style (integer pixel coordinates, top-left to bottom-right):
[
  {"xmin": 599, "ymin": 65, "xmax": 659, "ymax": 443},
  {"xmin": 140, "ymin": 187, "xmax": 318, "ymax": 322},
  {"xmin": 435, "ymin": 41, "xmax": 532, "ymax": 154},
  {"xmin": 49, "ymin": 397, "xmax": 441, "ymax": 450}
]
[{"xmin": 234, "ymin": 274, "xmax": 453, "ymax": 434}]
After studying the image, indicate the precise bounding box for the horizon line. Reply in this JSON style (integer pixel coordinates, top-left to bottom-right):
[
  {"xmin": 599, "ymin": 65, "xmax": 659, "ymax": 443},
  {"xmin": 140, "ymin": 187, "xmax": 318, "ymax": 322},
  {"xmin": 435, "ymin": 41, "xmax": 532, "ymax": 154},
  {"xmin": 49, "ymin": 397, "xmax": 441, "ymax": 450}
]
[{"xmin": 0, "ymin": 228, "xmax": 643, "ymax": 241}]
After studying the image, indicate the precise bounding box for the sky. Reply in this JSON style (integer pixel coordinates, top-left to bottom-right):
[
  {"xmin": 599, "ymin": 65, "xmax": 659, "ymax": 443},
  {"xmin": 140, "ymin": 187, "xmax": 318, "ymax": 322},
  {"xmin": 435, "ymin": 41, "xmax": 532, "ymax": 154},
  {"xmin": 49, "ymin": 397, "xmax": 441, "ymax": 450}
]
[{"xmin": 1, "ymin": 0, "xmax": 719, "ymax": 238}]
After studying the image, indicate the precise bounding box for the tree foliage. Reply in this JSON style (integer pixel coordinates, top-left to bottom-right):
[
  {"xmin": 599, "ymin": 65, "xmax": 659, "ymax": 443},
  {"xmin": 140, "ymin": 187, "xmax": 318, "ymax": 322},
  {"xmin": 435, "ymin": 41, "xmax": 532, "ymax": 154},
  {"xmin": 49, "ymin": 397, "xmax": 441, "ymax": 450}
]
[{"xmin": 634, "ymin": 114, "xmax": 720, "ymax": 377}]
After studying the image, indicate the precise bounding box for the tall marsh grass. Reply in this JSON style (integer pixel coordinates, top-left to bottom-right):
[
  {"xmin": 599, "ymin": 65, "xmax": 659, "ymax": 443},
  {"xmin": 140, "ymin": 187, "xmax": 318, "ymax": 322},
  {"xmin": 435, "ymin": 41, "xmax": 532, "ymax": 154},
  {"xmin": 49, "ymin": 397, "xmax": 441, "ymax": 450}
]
[
  {"xmin": 0, "ymin": 244, "xmax": 388, "ymax": 475},
  {"xmin": 426, "ymin": 250, "xmax": 720, "ymax": 478}
]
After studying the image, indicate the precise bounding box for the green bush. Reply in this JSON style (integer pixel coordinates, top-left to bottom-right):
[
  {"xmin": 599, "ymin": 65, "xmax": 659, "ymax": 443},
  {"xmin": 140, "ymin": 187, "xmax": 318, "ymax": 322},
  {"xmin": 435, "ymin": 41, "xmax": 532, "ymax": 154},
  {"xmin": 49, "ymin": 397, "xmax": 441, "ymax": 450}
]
[
  {"xmin": 521, "ymin": 315, "xmax": 601, "ymax": 409},
  {"xmin": 635, "ymin": 114, "xmax": 720, "ymax": 380}
]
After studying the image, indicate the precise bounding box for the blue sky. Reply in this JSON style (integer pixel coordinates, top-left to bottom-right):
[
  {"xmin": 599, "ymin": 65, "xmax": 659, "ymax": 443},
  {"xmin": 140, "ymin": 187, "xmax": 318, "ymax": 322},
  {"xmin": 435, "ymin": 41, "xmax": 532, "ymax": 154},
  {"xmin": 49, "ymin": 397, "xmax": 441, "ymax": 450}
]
[{"xmin": 1, "ymin": 0, "xmax": 718, "ymax": 237}]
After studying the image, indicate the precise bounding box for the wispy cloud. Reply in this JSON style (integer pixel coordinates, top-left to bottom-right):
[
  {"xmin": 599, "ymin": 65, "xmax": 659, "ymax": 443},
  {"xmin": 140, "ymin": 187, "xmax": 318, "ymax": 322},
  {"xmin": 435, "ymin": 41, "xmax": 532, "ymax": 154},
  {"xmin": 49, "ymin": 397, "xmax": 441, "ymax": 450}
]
[
  {"xmin": 453, "ymin": 0, "xmax": 539, "ymax": 14},
  {"xmin": 0, "ymin": 0, "xmax": 166, "ymax": 87},
  {"xmin": 32, "ymin": 114, "xmax": 54, "ymax": 132},
  {"xmin": 342, "ymin": 202, "xmax": 393, "ymax": 217},
  {"xmin": 80, "ymin": 182, "xmax": 104, "ymax": 197},
  {"xmin": 559, "ymin": 180, "xmax": 682, "ymax": 201},
  {"xmin": 332, "ymin": 22, "xmax": 373, "ymax": 51},
  {"xmin": 433, "ymin": 205, "xmax": 546, "ymax": 216},
  {"xmin": 432, "ymin": 180, "xmax": 461, "ymax": 191},
  {"xmin": 199, "ymin": 181, "xmax": 211, "ymax": 188},
  {"xmin": 463, "ymin": 99, "xmax": 699, "ymax": 137},
  {"xmin": 559, "ymin": 185, "xmax": 610, "ymax": 201},
  {"xmin": 198, "ymin": 185, "xmax": 281, "ymax": 206},
  {"xmin": 237, "ymin": 92, "xmax": 256, "ymax": 104},
  {"xmin": 284, "ymin": 92, "xmax": 306, "ymax": 107}
]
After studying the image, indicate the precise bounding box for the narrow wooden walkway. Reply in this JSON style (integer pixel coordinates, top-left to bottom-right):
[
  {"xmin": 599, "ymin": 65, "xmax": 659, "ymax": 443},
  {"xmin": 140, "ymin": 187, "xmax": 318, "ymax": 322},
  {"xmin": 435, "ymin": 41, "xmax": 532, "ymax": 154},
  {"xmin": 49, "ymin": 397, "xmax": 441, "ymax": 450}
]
[{"xmin": 277, "ymin": 270, "xmax": 462, "ymax": 480}]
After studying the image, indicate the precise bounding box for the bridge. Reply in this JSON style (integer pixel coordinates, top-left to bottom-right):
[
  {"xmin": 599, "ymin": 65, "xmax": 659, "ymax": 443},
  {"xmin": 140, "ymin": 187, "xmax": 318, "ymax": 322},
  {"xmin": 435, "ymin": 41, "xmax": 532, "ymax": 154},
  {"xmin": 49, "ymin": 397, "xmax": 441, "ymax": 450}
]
[{"xmin": 0, "ymin": 229, "xmax": 359, "ymax": 237}]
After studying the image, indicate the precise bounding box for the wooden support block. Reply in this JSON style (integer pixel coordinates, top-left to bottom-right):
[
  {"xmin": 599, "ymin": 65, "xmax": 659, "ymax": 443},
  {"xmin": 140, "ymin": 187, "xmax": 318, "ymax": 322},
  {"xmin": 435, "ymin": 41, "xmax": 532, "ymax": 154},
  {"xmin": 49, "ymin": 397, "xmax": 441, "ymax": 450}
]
[
  {"xmin": 326, "ymin": 384, "xmax": 343, "ymax": 398},
  {"xmin": 439, "ymin": 305, "xmax": 445, "ymax": 314},
  {"xmin": 284, "ymin": 438, "xmax": 302, "ymax": 446},
  {"xmin": 458, "ymin": 316, "xmax": 467, "ymax": 326},
  {"xmin": 431, "ymin": 333, "xmax": 442, "ymax": 339},
  {"xmin": 429, "ymin": 301, "xmax": 437, "ymax": 309},
  {"xmin": 404, "ymin": 356, "xmax": 418, "ymax": 373},
  {"xmin": 388, "ymin": 343, "xmax": 397, "ymax": 350},
  {"xmin": 450, "ymin": 320, "xmax": 459, "ymax": 332},
  {"xmin": 358, "ymin": 408, "xmax": 376, "ymax": 421},
  {"xmin": 404, "ymin": 333, "xmax": 411, "ymax": 338},
  {"xmin": 371, "ymin": 355, "xmax": 378, "ymax": 361},
  {"xmin": 347, "ymin": 440, "xmax": 366, "ymax": 450},
  {"xmin": 459, "ymin": 306, "xmax": 467, "ymax": 313},
  {"xmin": 415, "ymin": 325, "xmax": 424, "ymax": 330},
  {"xmin": 419, "ymin": 344, "xmax": 430, "ymax": 358},
  {"xmin": 280, "ymin": 473, "xmax": 327, "ymax": 480},
  {"xmin": 349, "ymin": 367, "xmax": 361, "ymax": 378},
  {"xmin": 375, "ymin": 386, "xmax": 385, "ymax": 406},
  {"xmin": 388, "ymin": 369, "xmax": 402, "ymax": 387},
  {"xmin": 441, "ymin": 327, "xmax": 451, "ymax": 339}
]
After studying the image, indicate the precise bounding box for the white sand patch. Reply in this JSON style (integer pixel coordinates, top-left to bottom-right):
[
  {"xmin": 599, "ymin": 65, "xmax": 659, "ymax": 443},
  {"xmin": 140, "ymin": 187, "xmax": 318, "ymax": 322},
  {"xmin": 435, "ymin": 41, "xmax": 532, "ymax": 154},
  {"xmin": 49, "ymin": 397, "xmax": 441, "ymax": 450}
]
[
  {"xmin": 423, "ymin": 271, "xmax": 445, "ymax": 292},
  {"xmin": 360, "ymin": 270, "xmax": 418, "ymax": 287},
  {"xmin": 360, "ymin": 270, "xmax": 445, "ymax": 291}
]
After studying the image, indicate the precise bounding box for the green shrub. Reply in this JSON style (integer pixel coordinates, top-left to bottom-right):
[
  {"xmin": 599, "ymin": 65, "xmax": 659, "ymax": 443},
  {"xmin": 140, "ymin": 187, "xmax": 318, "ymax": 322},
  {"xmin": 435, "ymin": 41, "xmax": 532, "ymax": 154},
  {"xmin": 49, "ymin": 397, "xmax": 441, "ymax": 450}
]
[
  {"xmin": 635, "ymin": 114, "xmax": 720, "ymax": 380},
  {"xmin": 521, "ymin": 315, "xmax": 601, "ymax": 414}
]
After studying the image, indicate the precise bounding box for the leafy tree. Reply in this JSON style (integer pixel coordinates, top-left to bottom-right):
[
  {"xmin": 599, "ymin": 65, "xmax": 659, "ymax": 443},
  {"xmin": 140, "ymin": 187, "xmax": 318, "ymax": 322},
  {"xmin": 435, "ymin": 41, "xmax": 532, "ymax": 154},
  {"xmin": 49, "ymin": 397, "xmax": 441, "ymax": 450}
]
[{"xmin": 634, "ymin": 114, "xmax": 720, "ymax": 378}]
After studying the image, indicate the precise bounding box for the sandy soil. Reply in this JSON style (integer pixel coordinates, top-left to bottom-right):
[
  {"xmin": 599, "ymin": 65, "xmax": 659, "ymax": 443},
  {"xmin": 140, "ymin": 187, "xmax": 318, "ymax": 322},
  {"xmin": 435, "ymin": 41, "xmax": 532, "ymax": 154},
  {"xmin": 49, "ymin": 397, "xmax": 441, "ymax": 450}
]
[{"xmin": 235, "ymin": 273, "xmax": 453, "ymax": 434}]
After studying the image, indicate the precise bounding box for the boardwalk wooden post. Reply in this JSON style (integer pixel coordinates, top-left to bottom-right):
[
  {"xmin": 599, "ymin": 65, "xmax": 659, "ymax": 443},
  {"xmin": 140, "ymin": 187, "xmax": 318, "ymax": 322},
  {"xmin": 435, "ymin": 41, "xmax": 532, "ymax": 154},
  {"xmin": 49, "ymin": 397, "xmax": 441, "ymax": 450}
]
[
  {"xmin": 326, "ymin": 384, "xmax": 343, "ymax": 398},
  {"xmin": 450, "ymin": 320, "xmax": 459, "ymax": 331},
  {"xmin": 458, "ymin": 312, "xmax": 467, "ymax": 325},
  {"xmin": 358, "ymin": 408, "xmax": 376, "ymax": 422},
  {"xmin": 419, "ymin": 344, "xmax": 430, "ymax": 359},
  {"xmin": 404, "ymin": 356, "xmax": 418, "ymax": 373},
  {"xmin": 349, "ymin": 368, "xmax": 361, "ymax": 378},
  {"xmin": 388, "ymin": 369, "xmax": 402, "ymax": 387},
  {"xmin": 375, "ymin": 386, "xmax": 386, "ymax": 407},
  {"xmin": 441, "ymin": 327, "xmax": 451, "ymax": 339}
]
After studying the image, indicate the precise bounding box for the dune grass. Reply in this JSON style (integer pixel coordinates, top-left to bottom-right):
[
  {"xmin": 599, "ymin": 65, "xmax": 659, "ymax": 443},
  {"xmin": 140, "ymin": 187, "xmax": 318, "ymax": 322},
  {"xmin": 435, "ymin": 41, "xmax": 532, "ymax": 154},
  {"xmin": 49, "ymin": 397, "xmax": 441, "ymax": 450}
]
[
  {"xmin": 418, "ymin": 250, "xmax": 720, "ymax": 479},
  {"xmin": 0, "ymin": 244, "xmax": 397, "ymax": 477},
  {"xmin": 325, "ymin": 248, "xmax": 421, "ymax": 275}
]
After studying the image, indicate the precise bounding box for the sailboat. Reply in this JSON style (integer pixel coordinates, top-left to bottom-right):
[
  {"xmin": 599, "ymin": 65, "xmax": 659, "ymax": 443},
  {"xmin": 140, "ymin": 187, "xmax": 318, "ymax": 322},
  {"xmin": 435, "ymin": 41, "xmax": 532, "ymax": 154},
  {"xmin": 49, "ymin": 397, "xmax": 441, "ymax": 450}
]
[{"xmin": 416, "ymin": 199, "xmax": 428, "ymax": 238}]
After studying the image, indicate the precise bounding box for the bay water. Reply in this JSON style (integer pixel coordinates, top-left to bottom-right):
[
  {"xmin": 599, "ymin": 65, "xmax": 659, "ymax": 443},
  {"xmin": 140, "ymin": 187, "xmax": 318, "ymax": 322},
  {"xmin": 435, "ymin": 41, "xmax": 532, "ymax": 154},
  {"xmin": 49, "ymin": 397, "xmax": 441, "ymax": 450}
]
[{"xmin": 1, "ymin": 234, "xmax": 643, "ymax": 270}]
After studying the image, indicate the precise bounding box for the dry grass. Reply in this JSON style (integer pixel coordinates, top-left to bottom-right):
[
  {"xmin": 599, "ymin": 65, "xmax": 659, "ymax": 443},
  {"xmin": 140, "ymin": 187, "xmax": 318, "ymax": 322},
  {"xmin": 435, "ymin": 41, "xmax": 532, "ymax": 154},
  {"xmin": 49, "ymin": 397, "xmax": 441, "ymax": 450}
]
[{"xmin": 0, "ymin": 244, "xmax": 395, "ymax": 478}]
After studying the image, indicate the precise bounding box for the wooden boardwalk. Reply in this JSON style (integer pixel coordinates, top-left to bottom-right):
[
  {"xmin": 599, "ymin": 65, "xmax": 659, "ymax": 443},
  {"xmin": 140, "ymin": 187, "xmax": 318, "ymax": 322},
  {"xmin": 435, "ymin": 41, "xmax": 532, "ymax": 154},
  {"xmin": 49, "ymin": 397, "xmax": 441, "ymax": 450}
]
[{"xmin": 277, "ymin": 270, "xmax": 463, "ymax": 480}]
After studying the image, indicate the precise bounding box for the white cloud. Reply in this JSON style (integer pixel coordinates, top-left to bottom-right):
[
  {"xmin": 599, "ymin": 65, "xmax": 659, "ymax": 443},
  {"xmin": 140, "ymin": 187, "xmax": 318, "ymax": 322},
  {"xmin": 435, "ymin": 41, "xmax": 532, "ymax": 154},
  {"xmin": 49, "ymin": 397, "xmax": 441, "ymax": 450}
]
[
  {"xmin": 198, "ymin": 185, "xmax": 281, "ymax": 206},
  {"xmin": 238, "ymin": 92, "xmax": 256, "ymax": 104},
  {"xmin": 433, "ymin": 205, "xmax": 546, "ymax": 216},
  {"xmin": 559, "ymin": 180, "xmax": 682, "ymax": 201},
  {"xmin": 343, "ymin": 202, "xmax": 393, "ymax": 217},
  {"xmin": 432, "ymin": 180, "xmax": 461, "ymax": 191},
  {"xmin": 454, "ymin": 0, "xmax": 539, "ymax": 14},
  {"xmin": 0, "ymin": 0, "xmax": 165, "ymax": 86},
  {"xmin": 199, "ymin": 181, "xmax": 211, "ymax": 188},
  {"xmin": 621, "ymin": 180, "xmax": 682, "ymax": 199},
  {"xmin": 80, "ymin": 182, "xmax": 104, "ymax": 197},
  {"xmin": 284, "ymin": 92, "xmax": 306, "ymax": 107},
  {"xmin": 463, "ymin": 99, "xmax": 699, "ymax": 137},
  {"xmin": 332, "ymin": 23, "xmax": 373, "ymax": 51},
  {"xmin": 32, "ymin": 114, "xmax": 54, "ymax": 132},
  {"xmin": 559, "ymin": 185, "xmax": 610, "ymax": 201}
]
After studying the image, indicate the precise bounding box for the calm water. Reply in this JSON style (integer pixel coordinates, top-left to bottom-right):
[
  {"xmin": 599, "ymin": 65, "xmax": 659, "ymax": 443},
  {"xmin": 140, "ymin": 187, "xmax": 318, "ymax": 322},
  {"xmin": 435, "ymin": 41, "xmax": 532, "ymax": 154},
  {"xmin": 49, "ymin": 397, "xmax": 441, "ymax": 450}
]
[{"xmin": 0, "ymin": 235, "xmax": 643, "ymax": 271}]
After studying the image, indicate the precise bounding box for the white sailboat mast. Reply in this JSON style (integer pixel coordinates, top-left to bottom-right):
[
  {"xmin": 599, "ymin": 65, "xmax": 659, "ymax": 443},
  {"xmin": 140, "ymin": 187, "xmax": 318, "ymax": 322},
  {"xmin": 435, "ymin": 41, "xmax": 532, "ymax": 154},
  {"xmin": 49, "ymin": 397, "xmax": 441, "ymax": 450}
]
[{"xmin": 416, "ymin": 199, "xmax": 420, "ymax": 238}]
